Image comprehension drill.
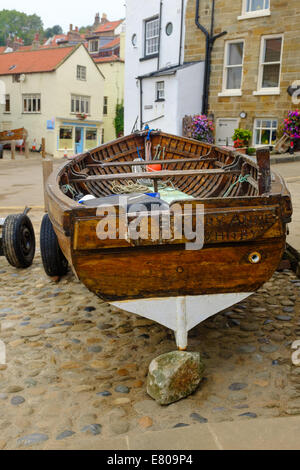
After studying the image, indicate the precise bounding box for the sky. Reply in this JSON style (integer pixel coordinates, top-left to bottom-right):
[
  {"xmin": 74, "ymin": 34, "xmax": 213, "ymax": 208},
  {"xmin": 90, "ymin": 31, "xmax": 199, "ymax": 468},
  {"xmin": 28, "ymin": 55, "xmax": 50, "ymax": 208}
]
[{"xmin": 0, "ymin": 0, "xmax": 126, "ymax": 31}]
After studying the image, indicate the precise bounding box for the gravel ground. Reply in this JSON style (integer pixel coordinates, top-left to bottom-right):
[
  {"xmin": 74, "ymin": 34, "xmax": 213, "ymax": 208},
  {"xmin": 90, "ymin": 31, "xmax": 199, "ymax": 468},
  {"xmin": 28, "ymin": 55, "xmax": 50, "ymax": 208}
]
[{"xmin": 0, "ymin": 211, "xmax": 300, "ymax": 449}]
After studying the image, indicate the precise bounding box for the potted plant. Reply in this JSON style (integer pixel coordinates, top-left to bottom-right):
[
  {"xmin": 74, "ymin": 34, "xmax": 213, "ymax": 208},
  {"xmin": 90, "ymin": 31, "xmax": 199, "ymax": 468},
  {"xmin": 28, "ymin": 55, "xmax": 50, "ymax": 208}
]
[
  {"xmin": 233, "ymin": 128, "xmax": 252, "ymax": 154},
  {"xmin": 192, "ymin": 115, "xmax": 214, "ymax": 144}
]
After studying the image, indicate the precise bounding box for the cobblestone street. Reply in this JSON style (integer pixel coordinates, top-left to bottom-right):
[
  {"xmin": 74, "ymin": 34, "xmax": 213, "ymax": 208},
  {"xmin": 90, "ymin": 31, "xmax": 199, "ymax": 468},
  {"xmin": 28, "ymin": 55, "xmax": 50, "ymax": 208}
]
[{"xmin": 0, "ymin": 211, "xmax": 300, "ymax": 449}]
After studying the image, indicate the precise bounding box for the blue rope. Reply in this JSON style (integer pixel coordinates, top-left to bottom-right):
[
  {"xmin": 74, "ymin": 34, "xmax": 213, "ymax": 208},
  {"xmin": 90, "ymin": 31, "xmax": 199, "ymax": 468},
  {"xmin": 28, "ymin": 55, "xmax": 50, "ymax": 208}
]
[
  {"xmin": 224, "ymin": 174, "xmax": 251, "ymax": 198},
  {"xmin": 144, "ymin": 124, "xmax": 154, "ymax": 141},
  {"xmin": 137, "ymin": 146, "xmax": 143, "ymax": 161}
]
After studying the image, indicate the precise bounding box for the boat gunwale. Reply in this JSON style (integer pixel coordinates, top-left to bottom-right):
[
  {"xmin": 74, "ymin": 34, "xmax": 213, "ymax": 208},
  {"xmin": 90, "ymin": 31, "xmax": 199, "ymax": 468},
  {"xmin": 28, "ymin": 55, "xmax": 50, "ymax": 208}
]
[{"xmin": 46, "ymin": 131, "xmax": 291, "ymax": 223}]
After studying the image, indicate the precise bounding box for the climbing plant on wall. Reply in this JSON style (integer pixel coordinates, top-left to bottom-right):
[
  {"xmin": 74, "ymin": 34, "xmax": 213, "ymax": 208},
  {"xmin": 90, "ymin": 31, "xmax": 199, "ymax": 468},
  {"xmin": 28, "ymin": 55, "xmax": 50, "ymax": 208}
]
[{"xmin": 114, "ymin": 103, "xmax": 124, "ymax": 138}]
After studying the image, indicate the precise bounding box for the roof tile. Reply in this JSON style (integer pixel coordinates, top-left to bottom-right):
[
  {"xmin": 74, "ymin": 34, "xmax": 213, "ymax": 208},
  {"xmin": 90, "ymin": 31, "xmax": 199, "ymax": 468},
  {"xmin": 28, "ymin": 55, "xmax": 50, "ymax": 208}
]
[{"xmin": 0, "ymin": 46, "xmax": 76, "ymax": 75}]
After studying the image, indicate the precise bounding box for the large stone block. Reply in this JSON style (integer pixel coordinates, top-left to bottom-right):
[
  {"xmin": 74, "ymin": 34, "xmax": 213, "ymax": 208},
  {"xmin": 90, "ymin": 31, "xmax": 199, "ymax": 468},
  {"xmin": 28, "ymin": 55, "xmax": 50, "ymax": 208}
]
[{"xmin": 147, "ymin": 351, "xmax": 205, "ymax": 405}]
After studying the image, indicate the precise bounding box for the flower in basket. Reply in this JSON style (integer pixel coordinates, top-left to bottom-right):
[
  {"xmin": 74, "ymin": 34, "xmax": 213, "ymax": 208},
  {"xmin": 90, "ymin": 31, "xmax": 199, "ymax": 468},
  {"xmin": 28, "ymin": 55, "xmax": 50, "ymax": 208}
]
[
  {"xmin": 232, "ymin": 128, "xmax": 252, "ymax": 148},
  {"xmin": 283, "ymin": 110, "xmax": 300, "ymax": 140},
  {"xmin": 192, "ymin": 115, "xmax": 214, "ymax": 144},
  {"xmin": 233, "ymin": 138, "xmax": 246, "ymax": 149},
  {"xmin": 76, "ymin": 113, "xmax": 88, "ymax": 120}
]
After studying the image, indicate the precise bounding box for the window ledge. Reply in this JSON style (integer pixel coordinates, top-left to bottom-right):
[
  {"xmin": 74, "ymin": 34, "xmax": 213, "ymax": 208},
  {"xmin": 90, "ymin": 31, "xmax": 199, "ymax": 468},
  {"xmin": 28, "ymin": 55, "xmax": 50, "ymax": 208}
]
[
  {"xmin": 238, "ymin": 10, "xmax": 271, "ymax": 20},
  {"xmin": 140, "ymin": 54, "xmax": 159, "ymax": 62},
  {"xmin": 218, "ymin": 91, "xmax": 242, "ymax": 97},
  {"xmin": 253, "ymin": 89, "xmax": 280, "ymax": 96}
]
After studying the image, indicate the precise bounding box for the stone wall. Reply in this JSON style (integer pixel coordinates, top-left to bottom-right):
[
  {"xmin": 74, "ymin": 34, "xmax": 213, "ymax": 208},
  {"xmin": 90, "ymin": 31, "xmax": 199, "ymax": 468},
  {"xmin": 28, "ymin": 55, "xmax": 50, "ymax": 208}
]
[{"xmin": 185, "ymin": 0, "xmax": 300, "ymax": 143}]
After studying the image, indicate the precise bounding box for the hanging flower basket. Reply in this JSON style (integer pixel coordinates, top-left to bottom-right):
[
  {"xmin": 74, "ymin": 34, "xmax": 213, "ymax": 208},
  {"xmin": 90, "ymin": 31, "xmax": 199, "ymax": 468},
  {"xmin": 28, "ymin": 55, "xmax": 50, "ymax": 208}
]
[{"xmin": 76, "ymin": 113, "xmax": 87, "ymax": 120}]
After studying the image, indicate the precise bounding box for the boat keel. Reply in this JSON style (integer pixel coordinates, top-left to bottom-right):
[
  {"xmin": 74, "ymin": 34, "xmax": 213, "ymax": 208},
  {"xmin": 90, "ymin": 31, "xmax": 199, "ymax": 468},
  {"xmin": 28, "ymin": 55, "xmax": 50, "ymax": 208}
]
[{"xmin": 111, "ymin": 292, "xmax": 252, "ymax": 350}]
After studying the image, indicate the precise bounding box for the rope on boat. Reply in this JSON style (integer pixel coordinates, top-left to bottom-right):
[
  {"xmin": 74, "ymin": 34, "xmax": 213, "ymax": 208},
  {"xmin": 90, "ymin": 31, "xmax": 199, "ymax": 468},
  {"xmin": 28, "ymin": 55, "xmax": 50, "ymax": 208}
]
[
  {"xmin": 223, "ymin": 174, "xmax": 251, "ymax": 198},
  {"xmin": 61, "ymin": 184, "xmax": 77, "ymax": 197},
  {"xmin": 111, "ymin": 181, "xmax": 151, "ymax": 194}
]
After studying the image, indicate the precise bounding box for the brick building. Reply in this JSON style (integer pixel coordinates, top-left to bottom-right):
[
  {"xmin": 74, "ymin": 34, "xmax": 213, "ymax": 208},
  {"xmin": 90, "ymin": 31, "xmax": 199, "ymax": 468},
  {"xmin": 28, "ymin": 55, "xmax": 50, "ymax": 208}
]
[{"xmin": 185, "ymin": 0, "xmax": 300, "ymax": 147}]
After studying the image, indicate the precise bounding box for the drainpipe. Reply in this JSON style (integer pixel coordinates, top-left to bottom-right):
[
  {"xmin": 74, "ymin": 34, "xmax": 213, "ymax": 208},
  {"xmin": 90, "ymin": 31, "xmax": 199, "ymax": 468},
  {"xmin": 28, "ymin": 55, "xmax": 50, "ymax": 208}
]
[
  {"xmin": 178, "ymin": 0, "xmax": 184, "ymax": 66},
  {"xmin": 139, "ymin": 77, "xmax": 143, "ymax": 129},
  {"xmin": 195, "ymin": 0, "xmax": 227, "ymax": 115},
  {"xmin": 157, "ymin": 0, "xmax": 163, "ymax": 71}
]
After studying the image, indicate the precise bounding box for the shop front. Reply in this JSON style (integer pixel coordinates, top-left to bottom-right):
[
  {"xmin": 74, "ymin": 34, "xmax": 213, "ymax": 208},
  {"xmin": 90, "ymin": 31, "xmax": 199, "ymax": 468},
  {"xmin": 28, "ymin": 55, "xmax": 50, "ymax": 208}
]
[{"xmin": 56, "ymin": 119, "xmax": 103, "ymax": 158}]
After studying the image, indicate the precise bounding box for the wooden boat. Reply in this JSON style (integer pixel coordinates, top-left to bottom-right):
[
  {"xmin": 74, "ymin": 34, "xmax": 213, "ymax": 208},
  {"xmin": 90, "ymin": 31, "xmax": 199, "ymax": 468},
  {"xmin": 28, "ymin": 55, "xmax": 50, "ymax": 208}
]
[
  {"xmin": 44, "ymin": 130, "xmax": 292, "ymax": 349},
  {"xmin": 0, "ymin": 127, "xmax": 27, "ymax": 146}
]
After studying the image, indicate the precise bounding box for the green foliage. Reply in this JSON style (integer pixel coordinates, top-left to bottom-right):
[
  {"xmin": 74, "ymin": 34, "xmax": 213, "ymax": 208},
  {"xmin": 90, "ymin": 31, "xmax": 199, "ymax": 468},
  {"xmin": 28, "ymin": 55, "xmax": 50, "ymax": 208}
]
[
  {"xmin": 79, "ymin": 26, "xmax": 92, "ymax": 34},
  {"xmin": 0, "ymin": 9, "xmax": 44, "ymax": 46},
  {"xmin": 247, "ymin": 147, "xmax": 256, "ymax": 156},
  {"xmin": 114, "ymin": 102, "xmax": 124, "ymax": 138},
  {"xmin": 44, "ymin": 25, "xmax": 63, "ymax": 39},
  {"xmin": 233, "ymin": 128, "xmax": 252, "ymax": 144}
]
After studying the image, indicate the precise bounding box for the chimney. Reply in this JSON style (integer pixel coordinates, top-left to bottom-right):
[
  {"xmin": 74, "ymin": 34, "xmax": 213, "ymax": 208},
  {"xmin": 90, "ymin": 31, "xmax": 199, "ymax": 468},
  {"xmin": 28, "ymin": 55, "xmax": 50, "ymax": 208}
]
[
  {"xmin": 12, "ymin": 35, "xmax": 22, "ymax": 51},
  {"xmin": 67, "ymin": 24, "xmax": 81, "ymax": 42},
  {"xmin": 94, "ymin": 13, "xmax": 100, "ymax": 27},
  {"xmin": 101, "ymin": 13, "xmax": 108, "ymax": 24},
  {"xmin": 32, "ymin": 33, "xmax": 40, "ymax": 50}
]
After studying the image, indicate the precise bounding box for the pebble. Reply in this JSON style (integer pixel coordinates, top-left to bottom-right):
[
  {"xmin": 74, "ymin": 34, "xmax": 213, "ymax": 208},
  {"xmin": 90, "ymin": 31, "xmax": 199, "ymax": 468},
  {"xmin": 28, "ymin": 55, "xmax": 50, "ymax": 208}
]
[
  {"xmin": 283, "ymin": 307, "xmax": 294, "ymax": 313},
  {"xmin": 190, "ymin": 413, "xmax": 208, "ymax": 423},
  {"xmin": 110, "ymin": 420, "xmax": 129, "ymax": 435},
  {"xmin": 17, "ymin": 433, "xmax": 49, "ymax": 447},
  {"xmin": 97, "ymin": 323, "xmax": 113, "ymax": 330},
  {"xmin": 236, "ymin": 345, "xmax": 256, "ymax": 354},
  {"xmin": 7, "ymin": 385, "xmax": 24, "ymax": 393},
  {"xmin": 113, "ymin": 398, "xmax": 131, "ymax": 405},
  {"xmin": 138, "ymin": 416, "xmax": 153, "ymax": 429},
  {"xmin": 239, "ymin": 412, "xmax": 257, "ymax": 419},
  {"xmin": 229, "ymin": 383, "xmax": 248, "ymax": 391},
  {"xmin": 115, "ymin": 385, "xmax": 130, "ymax": 394},
  {"xmin": 84, "ymin": 307, "xmax": 96, "ymax": 312},
  {"xmin": 11, "ymin": 396, "xmax": 25, "ymax": 405},
  {"xmin": 56, "ymin": 430, "xmax": 76, "ymax": 440},
  {"xmin": 87, "ymin": 346, "xmax": 102, "ymax": 353},
  {"xmin": 96, "ymin": 391, "xmax": 112, "ymax": 397},
  {"xmin": 276, "ymin": 315, "xmax": 292, "ymax": 322},
  {"xmin": 260, "ymin": 344, "xmax": 279, "ymax": 353},
  {"xmin": 81, "ymin": 424, "xmax": 102, "ymax": 436}
]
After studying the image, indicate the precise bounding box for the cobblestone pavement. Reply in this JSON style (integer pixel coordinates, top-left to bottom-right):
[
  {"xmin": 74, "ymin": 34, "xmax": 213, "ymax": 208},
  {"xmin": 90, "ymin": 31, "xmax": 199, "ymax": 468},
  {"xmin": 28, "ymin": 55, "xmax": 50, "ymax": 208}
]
[{"xmin": 0, "ymin": 211, "xmax": 300, "ymax": 449}]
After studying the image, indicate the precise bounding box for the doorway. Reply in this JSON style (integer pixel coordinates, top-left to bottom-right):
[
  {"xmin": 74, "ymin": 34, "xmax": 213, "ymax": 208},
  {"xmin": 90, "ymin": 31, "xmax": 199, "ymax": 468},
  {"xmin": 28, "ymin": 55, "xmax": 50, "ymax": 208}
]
[
  {"xmin": 216, "ymin": 118, "xmax": 239, "ymax": 147},
  {"xmin": 75, "ymin": 127, "xmax": 84, "ymax": 154}
]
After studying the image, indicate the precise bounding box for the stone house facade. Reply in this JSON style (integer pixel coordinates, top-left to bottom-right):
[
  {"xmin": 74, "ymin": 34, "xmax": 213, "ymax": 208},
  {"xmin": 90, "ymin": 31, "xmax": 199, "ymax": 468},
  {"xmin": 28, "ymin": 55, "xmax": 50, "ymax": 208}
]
[{"xmin": 185, "ymin": 0, "xmax": 300, "ymax": 147}]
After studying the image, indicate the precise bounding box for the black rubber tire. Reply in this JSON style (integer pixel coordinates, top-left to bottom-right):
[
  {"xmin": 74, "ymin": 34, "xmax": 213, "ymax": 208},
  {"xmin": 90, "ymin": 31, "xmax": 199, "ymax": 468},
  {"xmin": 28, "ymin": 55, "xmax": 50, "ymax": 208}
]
[
  {"xmin": 40, "ymin": 213, "xmax": 68, "ymax": 277},
  {"xmin": 2, "ymin": 214, "xmax": 36, "ymax": 268}
]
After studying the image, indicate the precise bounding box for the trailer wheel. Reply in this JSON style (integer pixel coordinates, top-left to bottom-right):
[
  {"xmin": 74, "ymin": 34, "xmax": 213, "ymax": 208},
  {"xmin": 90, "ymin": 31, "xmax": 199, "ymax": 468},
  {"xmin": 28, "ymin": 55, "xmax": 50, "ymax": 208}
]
[
  {"xmin": 2, "ymin": 214, "xmax": 36, "ymax": 268},
  {"xmin": 40, "ymin": 213, "xmax": 68, "ymax": 277}
]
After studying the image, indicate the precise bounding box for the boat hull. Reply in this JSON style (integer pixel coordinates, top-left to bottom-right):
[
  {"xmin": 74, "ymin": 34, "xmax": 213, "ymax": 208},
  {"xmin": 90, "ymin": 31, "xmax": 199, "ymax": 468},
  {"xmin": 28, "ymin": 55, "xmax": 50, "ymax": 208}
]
[{"xmin": 45, "ymin": 131, "xmax": 292, "ymax": 348}]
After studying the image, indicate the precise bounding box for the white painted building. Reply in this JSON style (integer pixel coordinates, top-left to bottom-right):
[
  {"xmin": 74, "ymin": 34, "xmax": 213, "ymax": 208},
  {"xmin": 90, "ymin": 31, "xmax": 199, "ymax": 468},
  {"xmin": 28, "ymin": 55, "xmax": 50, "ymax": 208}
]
[
  {"xmin": 125, "ymin": 0, "xmax": 204, "ymax": 136},
  {"xmin": 0, "ymin": 44, "xmax": 104, "ymax": 158}
]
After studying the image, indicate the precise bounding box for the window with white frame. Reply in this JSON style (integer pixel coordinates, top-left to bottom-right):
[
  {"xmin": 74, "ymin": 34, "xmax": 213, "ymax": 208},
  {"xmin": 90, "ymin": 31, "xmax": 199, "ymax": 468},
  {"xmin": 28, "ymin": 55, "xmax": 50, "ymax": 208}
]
[
  {"xmin": 239, "ymin": 0, "xmax": 270, "ymax": 19},
  {"xmin": 22, "ymin": 94, "xmax": 41, "ymax": 113},
  {"xmin": 257, "ymin": 36, "xmax": 283, "ymax": 92},
  {"xmin": 145, "ymin": 17, "xmax": 159, "ymax": 57},
  {"xmin": 89, "ymin": 39, "xmax": 99, "ymax": 53},
  {"xmin": 156, "ymin": 81, "xmax": 165, "ymax": 101},
  {"xmin": 71, "ymin": 95, "xmax": 90, "ymax": 114},
  {"xmin": 221, "ymin": 41, "xmax": 244, "ymax": 93},
  {"xmin": 77, "ymin": 65, "xmax": 87, "ymax": 81},
  {"xmin": 254, "ymin": 119, "xmax": 278, "ymax": 146}
]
